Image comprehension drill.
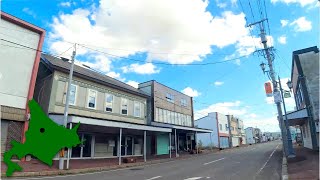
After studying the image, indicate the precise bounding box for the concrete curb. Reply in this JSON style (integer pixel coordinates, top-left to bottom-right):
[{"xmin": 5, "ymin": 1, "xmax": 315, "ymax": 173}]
[{"xmin": 281, "ymin": 152, "xmax": 289, "ymax": 180}]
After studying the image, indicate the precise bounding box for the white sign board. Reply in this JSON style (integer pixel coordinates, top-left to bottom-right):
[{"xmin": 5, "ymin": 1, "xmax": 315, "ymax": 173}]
[{"xmin": 273, "ymin": 91, "xmax": 282, "ymax": 103}]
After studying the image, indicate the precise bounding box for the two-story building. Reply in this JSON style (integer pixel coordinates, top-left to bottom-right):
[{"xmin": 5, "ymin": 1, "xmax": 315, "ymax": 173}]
[
  {"xmin": 138, "ymin": 81, "xmax": 212, "ymax": 157},
  {"xmin": 0, "ymin": 11, "xmax": 45, "ymax": 159},
  {"xmin": 237, "ymin": 119, "xmax": 246, "ymax": 145},
  {"xmin": 284, "ymin": 46, "xmax": 319, "ymax": 150},
  {"xmin": 35, "ymin": 54, "xmax": 171, "ymax": 165},
  {"xmin": 195, "ymin": 112, "xmax": 230, "ymax": 149},
  {"xmin": 227, "ymin": 115, "xmax": 241, "ymax": 147}
]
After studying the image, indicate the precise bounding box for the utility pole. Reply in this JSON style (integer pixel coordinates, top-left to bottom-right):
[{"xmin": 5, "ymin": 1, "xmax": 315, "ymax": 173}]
[
  {"xmin": 247, "ymin": 19, "xmax": 294, "ymax": 157},
  {"xmin": 278, "ymin": 76, "xmax": 295, "ymax": 157},
  {"xmin": 59, "ymin": 44, "xmax": 77, "ymax": 170}
]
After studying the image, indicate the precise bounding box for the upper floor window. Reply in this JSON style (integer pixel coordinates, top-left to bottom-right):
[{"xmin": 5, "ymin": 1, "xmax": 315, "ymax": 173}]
[
  {"xmin": 219, "ymin": 124, "xmax": 222, "ymax": 131},
  {"xmin": 121, "ymin": 98, "xmax": 128, "ymax": 115},
  {"xmin": 166, "ymin": 93, "xmax": 174, "ymax": 103},
  {"xmin": 105, "ymin": 93, "xmax": 113, "ymax": 112},
  {"xmin": 225, "ymin": 124, "xmax": 228, "ymax": 131},
  {"xmin": 180, "ymin": 99, "xmax": 187, "ymax": 106},
  {"xmin": 87, "ymin": 89, "xmax": 97, "ymax": 109},
  {"xmin": 134, "ymin": 101, "xmax": 141, "ymax": 117},
  {"xmin": 69, "ymin": 84, "xmax": 77, "ymax": 105}
]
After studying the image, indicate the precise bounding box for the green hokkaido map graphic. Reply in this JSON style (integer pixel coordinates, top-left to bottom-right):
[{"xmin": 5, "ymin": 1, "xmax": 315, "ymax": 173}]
[{"xmin": 3, "ymin": 100, "xmax": 81, "ymax": 177}]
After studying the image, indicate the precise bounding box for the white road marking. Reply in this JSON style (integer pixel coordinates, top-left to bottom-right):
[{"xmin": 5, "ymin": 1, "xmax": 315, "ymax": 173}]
[
  {"xmin": 203, "ymin": 157, "xmax": 225, "ymax": 165},
  {"xmin": 256, "ymin": 144, "xmax": 280, "ymax": 175},
  {"xmin": 184, "ymin": 177, "xmax": 202, "ymax": 180},
  {"xmin": 145, "ymin": 176, "xmax": 162, "ymax": 180}
]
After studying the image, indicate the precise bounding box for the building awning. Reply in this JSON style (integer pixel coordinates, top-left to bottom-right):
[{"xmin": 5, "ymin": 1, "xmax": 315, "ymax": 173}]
[
  {"xmin": 282, "ymin": 108, "xmax": 308, "ymax": 126},
  {"xmin": 49, "ymin": 115, "xmax": 172, "ymax": 133},
  {"xmin": 150, "ymin": 122, "xmax": 212, "ymax": 133}
]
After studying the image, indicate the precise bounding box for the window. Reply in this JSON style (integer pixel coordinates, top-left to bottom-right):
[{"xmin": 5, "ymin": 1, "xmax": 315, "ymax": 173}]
[
  {"xmin": 219, "ymin": 124, "xmax": 222, "ymax": 131},
  {"xmin": 159, "ymin": 109, "xmax": 163, "ymax": 122},
  {"xmin": 175, "ymin": 113, "xmax": 179, "ymax": 125},
  {"xmin": 87, "ymin": 89, "xmax": 97, "ymax": 109},
  {"xmin": 180, "ymin": 99, "xmax": 187, "ymax": 106},
  {"xmin": 121, "ymin": 98, "xmax": 128, "ymax": 115},
  {"xmin": 134, "ymin": 101, "xmax": 141, "ymax": 117},
  {"xmin": 166, "ymin": 93, "xmax": 174, "ymax": 103},
  {"xmin": 69, "ymin": 84, "xmax": 77, "ymax": 105},
  {"xmin": 182, "ymin": 115, "xmax": 186, "ymax": 126},
  {"xmin": 187, "ymin": 116, "xmax": 191, "ymax": 126},
  {"xmin": 163, "ymin": 110, "xmax": 167, "ymax": 123},
  {"xmin": 156, "ymin": 108, "xmax": 159, "ymax": 122},
  {"xmin": 225, "ymin": 124, "xmax": 228, "ymax": 131},
  {"xmin": 105, "ymin": 93, "xmax": 113, "ymax": 112}
]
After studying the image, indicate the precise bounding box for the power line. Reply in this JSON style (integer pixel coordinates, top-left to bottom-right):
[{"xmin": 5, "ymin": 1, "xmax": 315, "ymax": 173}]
[
  {"xmin": 263, "ymin": 0, "xmax": 271, "ymax": 35},
  {"xmin": 79, "ymin": 44, "xmax": 251, "ymax": 66}
]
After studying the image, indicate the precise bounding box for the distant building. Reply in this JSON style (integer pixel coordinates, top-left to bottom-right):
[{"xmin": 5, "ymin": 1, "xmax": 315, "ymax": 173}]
[
  {"xmin": 195, "ymin": 112, "xmax": 230, "ymax": 149},
  {"xmin": 254, "ymin": 128, "xmax": 262, "ymax": 143},
  {"xmin": 227, "ymin": 115, "xmax": 241, "ymax": 147},
  {"xmin": 245, "ymin": 127, "xmax": 256, "ymax": 144}
]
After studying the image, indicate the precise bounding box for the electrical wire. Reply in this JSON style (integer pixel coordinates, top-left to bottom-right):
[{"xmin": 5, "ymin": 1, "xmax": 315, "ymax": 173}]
[
  {"xmin": 78, "ymin": 44, "xmax": 251, "ymax": 66},
  {"xmin": 263, "ymin": 0, "xmax": 271, "ymax": 35}
]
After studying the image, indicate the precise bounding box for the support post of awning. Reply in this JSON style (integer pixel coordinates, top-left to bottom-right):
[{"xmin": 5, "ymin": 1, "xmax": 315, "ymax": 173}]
[
  {"xmin": 119, "ymin": 128, "xmax": 122, "ymax": 165},
  {"xmin": 196, "ymin": 131, "xmax": 198, "ymax": 154},
  {"xmin": 175, "ymin": 129, "xmax": 178, "ymax": 158},
  {"xmin": 144, "ymin": 130, "xmax": 146, "ymax": 162},
  {"xmin": 169, "ymin": 132, "xmax": 172, "ymax": 158}
]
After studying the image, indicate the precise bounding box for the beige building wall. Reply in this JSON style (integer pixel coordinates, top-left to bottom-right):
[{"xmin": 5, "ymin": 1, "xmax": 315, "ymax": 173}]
[
  {"xmin": 153, "ymin": 81, "xmax": 192, "ymax": 116},
  {"xmin": 48, "ymin": 71, "xmax": 147, "ymax": 125}
]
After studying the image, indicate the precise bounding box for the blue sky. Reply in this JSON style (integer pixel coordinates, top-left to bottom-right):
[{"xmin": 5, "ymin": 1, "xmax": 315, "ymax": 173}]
[{"xmin": 2, "ymin": 0, "xmax": 319, "ymax": 132}]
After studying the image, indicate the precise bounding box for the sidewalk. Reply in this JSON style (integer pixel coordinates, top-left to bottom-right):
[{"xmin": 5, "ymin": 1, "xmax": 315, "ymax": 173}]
[
  {"xmin": 1, "ymin": 149, "xmax": 219, "ymax": 177},
  {"xmin": 287, "ymin": 145, "xmax": 319, "ymax": 180}
]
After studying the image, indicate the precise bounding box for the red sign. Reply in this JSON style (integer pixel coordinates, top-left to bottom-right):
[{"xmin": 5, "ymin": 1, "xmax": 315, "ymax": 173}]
[{"xmin": 264, "ymin": 82, "xmax": 273, "ymax": 97}]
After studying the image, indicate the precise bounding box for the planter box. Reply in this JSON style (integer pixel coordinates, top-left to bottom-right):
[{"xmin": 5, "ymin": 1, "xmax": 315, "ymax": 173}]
[{"xmin": 123, "ymin": 157, "xmax": 136, "ymax": 163}]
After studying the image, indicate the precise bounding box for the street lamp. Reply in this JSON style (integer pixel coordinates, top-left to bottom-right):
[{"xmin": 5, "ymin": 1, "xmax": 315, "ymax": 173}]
[
  {"xmin": 286, "ymin": 80, "xmax": 293, "ymax": 91},
  {"xmin": 260, "ymin": 62, "xmax": 266, "ymax": 73}
]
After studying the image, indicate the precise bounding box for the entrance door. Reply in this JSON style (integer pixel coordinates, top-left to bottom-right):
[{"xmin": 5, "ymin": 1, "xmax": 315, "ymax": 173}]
[
  {"xmin": 121, "ymin": 136, "xmax": 133, "ymax": 156},
  {"xmin": 82, "ymin": 134, "xmax": 92, "ymax": 157}
]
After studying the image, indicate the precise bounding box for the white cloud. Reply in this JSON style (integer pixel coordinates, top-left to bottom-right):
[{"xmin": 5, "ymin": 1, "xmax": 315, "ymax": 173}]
[
  {"xmin": 122, "ymin": 63, "xmax": 160, "ymax": 74},
  {"xmin": 59, "ymin": 1, "xmax": 71, "ymax": 7},
  {"xmin": 126, "ymin": 80, "xmax": 139, "ymax": 88},
  {"xmin": 277, "ymin": 35, "xmax": 287, "ymax": 44},
  {"xmin": 181, "ymin": 87, "xmax": 201, "ymax": 97},
  {"xmin": 217, "ymin": 3, "xmax": 227, "ymax": 8},
  {"xmin": 195, "ymin": 100, "xmax": 245, "ymax": 119},
  {"xmin": 231, "ymin": 0, "xmax": 238, "ymax": 6},
  {"xmin": 243, "ymin": 116, "xmax": 280, "ymax": 132},
  {"xmin": 106, "ymin": 71, "xmax": 126, "ymax": 81},
  {"xmin": 271, "ymin": 0, "xmax": 317, "ymax": 7},
  {"xmin": 48, "ymin": 0, "xmax": 264, "ymax": 65},
  {"xmin": 22, "ymin": 8, "xmax": 36, "ymax": 18},
  {"xmin": 290, "ymin": 17, "xmax": 312, "ymax": 32},
  {"xmin": 235, "ymin": 59, "xmax": 241, "ymax": 65},
  {"xmin": 214, "ymin": 81, "xmax": 224, "ymax": 86},
  {"xmin": 280, "ymin": 20, "xmax": 289, "ymax": 27},
  {"xmin": 78, "ymin": 54, "xmax": 112, "ymax": 72}
]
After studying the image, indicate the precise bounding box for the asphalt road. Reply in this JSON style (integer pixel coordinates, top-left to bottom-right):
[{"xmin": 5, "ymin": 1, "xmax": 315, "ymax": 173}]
[{"xmin": 9, "ymin": 140, "xmax": 283, "ymax": 180}]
